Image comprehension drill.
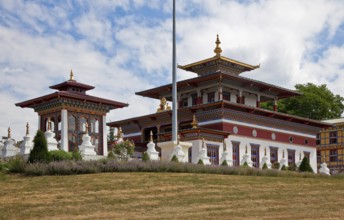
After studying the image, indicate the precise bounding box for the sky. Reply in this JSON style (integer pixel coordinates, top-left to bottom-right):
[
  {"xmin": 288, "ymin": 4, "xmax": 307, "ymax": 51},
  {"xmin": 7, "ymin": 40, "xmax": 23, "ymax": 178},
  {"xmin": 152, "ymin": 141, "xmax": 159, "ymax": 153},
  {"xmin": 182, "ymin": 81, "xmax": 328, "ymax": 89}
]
[{"xmin": 1, "ymin": 0, "xmax": 344, "ymax": 141}]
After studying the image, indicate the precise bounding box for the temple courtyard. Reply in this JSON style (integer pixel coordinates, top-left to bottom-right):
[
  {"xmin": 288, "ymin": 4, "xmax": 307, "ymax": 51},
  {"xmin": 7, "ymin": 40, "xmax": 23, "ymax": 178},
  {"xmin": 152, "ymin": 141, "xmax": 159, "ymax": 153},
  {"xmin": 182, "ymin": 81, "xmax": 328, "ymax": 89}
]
[{"xmin": 0, "ymin": 172, "xmax": 343, "ymax": 219}]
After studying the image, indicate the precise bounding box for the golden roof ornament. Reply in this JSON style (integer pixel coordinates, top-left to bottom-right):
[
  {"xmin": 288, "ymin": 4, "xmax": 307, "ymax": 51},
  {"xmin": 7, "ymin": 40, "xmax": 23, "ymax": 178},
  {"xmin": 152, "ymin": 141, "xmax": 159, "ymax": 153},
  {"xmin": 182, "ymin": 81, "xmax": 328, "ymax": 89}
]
[
  {"xmin": 8, "ymin": 127, "xmax": 11, "ymax": 139},
  {"xmin": 157, "ymin": 97, "xmax": 171, "ymax": 112},
  {"xmin": 191, "ymin": 114, "xmax": 198, "ymax": 129},
  {"xmin": 70, "ymin": 69, "xmax": 74, "ymax": 81},
  {"xmin": 26, "ymin": 122, "xmax": 29, "ymax": 135},
  {"xmin": 150, "ymin": 130, "xmax": 153, "ymax": 143},
  {"xmin": 214, "ymin": 34, "xmax": 222, "ymax": 57}
]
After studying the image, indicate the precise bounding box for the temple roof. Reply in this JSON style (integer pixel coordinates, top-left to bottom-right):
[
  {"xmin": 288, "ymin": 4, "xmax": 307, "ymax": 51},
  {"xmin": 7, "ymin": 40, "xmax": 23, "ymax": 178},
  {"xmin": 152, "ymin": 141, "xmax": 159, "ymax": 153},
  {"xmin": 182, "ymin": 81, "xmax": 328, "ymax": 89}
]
[
  {"xmin": 178, "ymin": 35, "xmax": 260, "ymax": 76},
  {"xmin": 49, "ymin": 70, "xmax": 95, "ymax": 91},
  {"xmin": 135, "ymin": 72, "xmax": 301, "ymax": 100}
]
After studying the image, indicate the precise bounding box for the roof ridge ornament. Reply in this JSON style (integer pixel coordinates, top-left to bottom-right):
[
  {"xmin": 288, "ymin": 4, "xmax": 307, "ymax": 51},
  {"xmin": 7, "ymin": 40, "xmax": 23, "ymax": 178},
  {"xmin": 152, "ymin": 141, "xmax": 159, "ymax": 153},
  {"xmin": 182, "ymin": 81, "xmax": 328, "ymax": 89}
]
[
  {"xmin": 214, "ymin": 34, "xmax": 222, "ymax": 57},
  {"xmin": 70, "ymin": 69, "xmax": 74, "ymax": 81}
]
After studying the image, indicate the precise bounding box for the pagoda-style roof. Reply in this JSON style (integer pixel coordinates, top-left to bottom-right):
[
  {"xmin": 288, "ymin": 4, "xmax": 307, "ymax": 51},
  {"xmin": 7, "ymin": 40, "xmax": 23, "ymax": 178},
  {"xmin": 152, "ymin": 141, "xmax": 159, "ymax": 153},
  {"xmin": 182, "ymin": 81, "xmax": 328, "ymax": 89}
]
[
  {"xmin": 178, "ymin": 35, "xmax": 260, "ymax": 76},
  {"xmin": 135, "ymin": 71, "xmax": 301, "ymax": 100},
  {"xmin": 16, "ymin": 70, "xmax": 128, "ymax": 110}
]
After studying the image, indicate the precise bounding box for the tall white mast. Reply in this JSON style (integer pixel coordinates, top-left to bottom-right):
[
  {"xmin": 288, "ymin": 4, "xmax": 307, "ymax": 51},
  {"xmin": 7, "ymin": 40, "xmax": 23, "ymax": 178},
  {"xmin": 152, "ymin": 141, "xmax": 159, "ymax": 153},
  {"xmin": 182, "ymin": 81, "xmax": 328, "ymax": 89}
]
[{"xmin": 172, "ymin": 0, "xmax": 178, "ymax": 142}]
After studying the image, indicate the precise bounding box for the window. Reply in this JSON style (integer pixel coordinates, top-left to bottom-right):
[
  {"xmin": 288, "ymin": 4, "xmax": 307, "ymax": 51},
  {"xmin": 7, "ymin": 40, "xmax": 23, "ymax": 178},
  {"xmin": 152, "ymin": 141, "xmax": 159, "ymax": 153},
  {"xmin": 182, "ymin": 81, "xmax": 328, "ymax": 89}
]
[
  {"xmin": 223, "ymin": 91, "xmax": 231, "ymax": 101},
  {"xmin": 316, "ymin": 133, "xmax": 321, "ymax": 145},
  {"xmin": 191, "ymin": 93, "xmax": 197, "ymax": 106},
  {"xmin": 68, "ymin": 115, "xmax": 76, "ymax": 131},
  {"xmin": 207, "ymin": 144, "xmax": 219, "ymax": 165},
  {"xmin": 287, "ymin": 149, "xmax": 295, "ymax": 166},
  {"xmin": 79, "ymin": 117, "xmax": 87, "ymax": 132},
  {"xmin": 270, "ymin": 147, "xmax": 278, "ymax": 164},
  {"xmin": 207, "ymin": 92, "xmax": 215, "ymax": 103},
  {"xmin": 182, "ymin": 98, "xmax": 188, "ymax": 107},
  {"xmin": 317, "ymin": 150, "xmax": 321, "ymax": 163},
  {"xmin": 251, "ymin": 145, "xmax": 260, "ymax": 168},
  {"xmin": 232, "ymin": 142, "xmax": 240, "ymax": 166},
  {"xmin": 188, "ymin": 147, "xmax": 192, "ymax": 163},
  {"xmin": 330, "ymin": 131, "xmax": 337, "ymax": 144},
  {"xmin": 289, "ymin": 136, "xmax": 294, "ymax": 143},
  {"xmin": 330, "ymin": 149, "xmax": 338, "ymax": 162}
]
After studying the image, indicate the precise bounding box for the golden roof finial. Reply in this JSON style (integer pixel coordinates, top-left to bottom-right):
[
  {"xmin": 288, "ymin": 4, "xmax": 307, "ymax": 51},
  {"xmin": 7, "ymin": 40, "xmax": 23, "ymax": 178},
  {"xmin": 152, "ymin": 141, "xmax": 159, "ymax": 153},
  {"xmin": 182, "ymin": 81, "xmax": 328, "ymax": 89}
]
[
  {"xmin": 214, "ymin": 34, "xmax": 222, "ymax": 57},
  {"xmin": 8, "ymin": 127, "xmax": 11, "ymax": 139},
  {"xmin": 26, "ymin": 122, "xmax": 30, "ymax": 136},
  {"xmin": 191, "ymin": 114, "xmax": 198, "ymax": 129},
  {"xmin": 70, "ymin": 69, "xmax": 74, "ymax": 81},
  {"xmin": 150, "ymin": 130, "xmax": 153, "ymax": 143}
]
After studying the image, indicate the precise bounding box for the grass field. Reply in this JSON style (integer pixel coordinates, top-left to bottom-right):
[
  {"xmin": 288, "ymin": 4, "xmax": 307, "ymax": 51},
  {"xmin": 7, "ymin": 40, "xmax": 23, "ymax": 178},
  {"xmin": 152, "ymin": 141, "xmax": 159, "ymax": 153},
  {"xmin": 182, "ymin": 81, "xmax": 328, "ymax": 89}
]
[{"xmin": 0, "ymin": 172, "xmax": 344, "ymax": 219}]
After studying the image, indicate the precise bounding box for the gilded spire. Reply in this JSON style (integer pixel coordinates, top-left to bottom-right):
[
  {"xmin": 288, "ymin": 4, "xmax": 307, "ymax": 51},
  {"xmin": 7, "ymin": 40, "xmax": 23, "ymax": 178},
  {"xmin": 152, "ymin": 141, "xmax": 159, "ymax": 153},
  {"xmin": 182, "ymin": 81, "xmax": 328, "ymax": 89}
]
[
  {"xmin": 202, "ymin": 138, "xmax": 205, "ymax": 149},
  {"xmin": 26, "ymin": 122, "xmax": 29, "ymax": 135},
  {"xmin": 150, "ymin": 130, "xmax": 153, "ymax": 143},
  {"xmin": 191, "ymin": 114, "xmax": 198, "ymax": 129},
  {"xmin": 85, "ymin": 122, "xmax": 89, "ymax": 134},
  {"xmin": 214, "ymin": 34, "xmax": 222, "ymax": 57},
  {"xmin": 8, "ymin": 127, "xmax": 11, "ymax": 139},
  {"xmin": 70, "ymin": 69, "xmax": 74, "ymax": 81}
]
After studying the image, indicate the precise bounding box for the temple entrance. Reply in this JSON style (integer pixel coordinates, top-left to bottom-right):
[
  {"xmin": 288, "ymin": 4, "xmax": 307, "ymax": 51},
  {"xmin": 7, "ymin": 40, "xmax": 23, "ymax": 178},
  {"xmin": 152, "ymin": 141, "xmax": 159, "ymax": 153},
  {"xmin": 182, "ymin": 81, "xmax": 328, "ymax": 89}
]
[
  {"xmin": 207, "ymin": 144, "xmax": 219, "ymax": 165},
  {"xmin": 251, "ymin": 144, "xmax": 260, "ymax": 168},
  {"xmin": 232, "ymin": 142, "xmax": 240, "ymax": 166}
]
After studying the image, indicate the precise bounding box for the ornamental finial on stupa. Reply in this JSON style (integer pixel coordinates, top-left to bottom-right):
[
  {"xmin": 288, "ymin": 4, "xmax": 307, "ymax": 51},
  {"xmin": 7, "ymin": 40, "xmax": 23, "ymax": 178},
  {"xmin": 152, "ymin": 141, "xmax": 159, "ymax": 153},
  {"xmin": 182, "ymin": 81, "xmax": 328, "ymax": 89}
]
[
  {"xmin": 8, "ymin": 127, "xmax": 11, "ymax": 139},
  {"xmin": 223, "ymin": 139, "xmax": 227, "ymax": 151},
  {"xmin": 70, "ymin": 69, "xmax": 74, "ymax": 81},
  {"xmin": 26, "ymin": 122, "xmax": 29, "ymax": 135},
  {"xmin": 47, "ymin": 117, "xmax": 52, "ymax": 131},
  {"xmin": 85, "ymin": 122, "xmax": 89, "ymax": 134},
  {"xmin": 191, "ymin": 114, "xmax": 198, "ymax": 129},
  {"xmin": 202, "ymin": 138, "xmax": 206, "ymax": 149},
  {"xmin": 214, "ymin": 34, "xmax": 222, "ymax": 57},
  {"xmin": 150, "ymin": 130, "xmax": 153, "ymax": 143},
  {"xmin": 117, "ymin": 127, "xmax": 123, "ymax": 139}
]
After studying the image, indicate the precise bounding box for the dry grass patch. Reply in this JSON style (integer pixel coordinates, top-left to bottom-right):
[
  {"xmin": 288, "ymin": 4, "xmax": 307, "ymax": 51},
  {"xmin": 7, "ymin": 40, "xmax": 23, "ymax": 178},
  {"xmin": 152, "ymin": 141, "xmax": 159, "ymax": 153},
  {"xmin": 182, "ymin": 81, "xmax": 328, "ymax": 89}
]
[{"xmin": 0, "ymin": 172, "xmax": 344, "ymax": 219}]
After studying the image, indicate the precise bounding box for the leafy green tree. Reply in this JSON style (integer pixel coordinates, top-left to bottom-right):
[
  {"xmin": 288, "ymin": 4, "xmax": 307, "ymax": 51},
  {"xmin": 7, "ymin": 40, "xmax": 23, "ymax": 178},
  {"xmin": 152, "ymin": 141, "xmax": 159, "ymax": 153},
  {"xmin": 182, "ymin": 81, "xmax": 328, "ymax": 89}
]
[
  {"xmin": 261, "ymin": 83, "xmax": 344, "ymax": 120},
  {"xmin": 29, "ymin": 130, "xmax": 50, "ymax": 163},
  {"xmin": 142, "ymin": 152, "xmax": 150, "ymax": 162},
  {"xmin": 112, "ymin": 140, "xmax": 134, "ymax": 161}
]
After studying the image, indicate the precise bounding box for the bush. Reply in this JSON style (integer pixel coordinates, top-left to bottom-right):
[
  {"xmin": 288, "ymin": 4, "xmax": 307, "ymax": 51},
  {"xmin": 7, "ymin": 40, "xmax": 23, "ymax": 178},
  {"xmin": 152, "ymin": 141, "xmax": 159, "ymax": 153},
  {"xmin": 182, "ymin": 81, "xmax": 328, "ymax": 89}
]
[
  {"xmin": 197, "ymin": 159, "xmax": 204, "ymax": 165},
  {"xmin": 29, "ymin": 130, "xmax": 50, "ymax": 163},
  {"xmin": 72, "ymin": 150, "xmax": 82, "ymax": 161},
  {"xmin": 108, "ymin": 151, "xmax": 115, "ymax": 159},
  {"xmin": 281, "ymin": 165, "xmax": 287, "ymax": 171},
  {"xmin": 1, "ymin": 156, "xmax": 25, "ymax": 173},
  {"xmin": 272, "ymin": 162, "xmax": 280, "ymax": 169},
  {"xmin": 262, "ymin": 163, "xmax": 268, "ymax": 170},
  {"xmin": 299, "ymin": 157, "xmax": 313, "ymax": 173},
  {"xmin": 288, "ymin": 163, "xmax": 298, "ymax": 171},
  {"xmin": 112, "ymin": 140, "xmax": 135, "ymax": 161},
  {"xmin": 171, "ymin": 155, "xmax": 179, "ymax": 163},
  {"xmin": 242, "ymin": 162, "xmax": 249, "ymax": 167},
  {"xmin": 221, "ymin": 160, "xmax": 228, "ymax": 166},
  {"xmin": 49, "ymin": 150, "xmax": 73, "ymax": 161},
  {"xmin": 142, "ymin": 152, "xmax": 150, "ymax": 162}
]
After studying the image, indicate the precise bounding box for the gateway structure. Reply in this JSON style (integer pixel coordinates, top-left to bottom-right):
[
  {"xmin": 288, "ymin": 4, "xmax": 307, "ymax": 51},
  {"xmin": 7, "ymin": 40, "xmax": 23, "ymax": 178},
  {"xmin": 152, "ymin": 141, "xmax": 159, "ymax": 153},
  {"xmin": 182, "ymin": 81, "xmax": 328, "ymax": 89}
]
[
  {"xmin": 16, "ymin": 71, "xmax": 128, "ymax": 156},
  {"xmin": 108, "ymin": 36, "xmax": 331, "ymax": 171}
]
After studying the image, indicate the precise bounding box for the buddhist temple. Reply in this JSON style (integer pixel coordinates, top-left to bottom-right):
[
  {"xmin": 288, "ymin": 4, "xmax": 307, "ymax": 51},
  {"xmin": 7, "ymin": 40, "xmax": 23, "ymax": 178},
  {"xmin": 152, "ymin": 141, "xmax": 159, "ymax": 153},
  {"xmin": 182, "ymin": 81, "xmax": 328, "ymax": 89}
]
[
  {"xmin": 108, "ymin": 35, "xmax": 333, "ymax": 172},
  {"xmin": 16, "ymin": 71, "xmax": 128, "ymax": 156}
]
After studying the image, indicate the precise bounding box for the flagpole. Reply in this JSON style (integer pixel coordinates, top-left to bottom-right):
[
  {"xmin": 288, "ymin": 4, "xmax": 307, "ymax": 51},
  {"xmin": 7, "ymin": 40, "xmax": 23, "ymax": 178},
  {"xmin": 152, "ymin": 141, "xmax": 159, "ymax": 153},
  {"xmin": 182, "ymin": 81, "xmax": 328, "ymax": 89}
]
[{"xmin": 172, "ymin": 0, "xmax": 178, "ymax": 142}]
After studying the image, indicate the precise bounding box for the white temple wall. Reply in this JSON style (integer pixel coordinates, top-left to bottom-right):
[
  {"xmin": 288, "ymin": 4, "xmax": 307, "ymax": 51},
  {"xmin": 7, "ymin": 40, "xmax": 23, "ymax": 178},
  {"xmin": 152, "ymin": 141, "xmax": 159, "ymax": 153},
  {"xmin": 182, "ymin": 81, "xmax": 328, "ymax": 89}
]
[{"xmin": 245, "ymin": 94, "xmax": 257, "ymax": 107}]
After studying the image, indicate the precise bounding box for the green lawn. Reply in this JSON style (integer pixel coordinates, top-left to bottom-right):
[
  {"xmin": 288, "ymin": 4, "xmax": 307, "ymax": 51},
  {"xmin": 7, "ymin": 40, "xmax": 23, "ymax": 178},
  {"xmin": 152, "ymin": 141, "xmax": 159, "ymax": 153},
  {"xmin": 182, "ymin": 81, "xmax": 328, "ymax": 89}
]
[{"xmin": 0, "ymin": 172, "xmax": 343, "ymax": 219}]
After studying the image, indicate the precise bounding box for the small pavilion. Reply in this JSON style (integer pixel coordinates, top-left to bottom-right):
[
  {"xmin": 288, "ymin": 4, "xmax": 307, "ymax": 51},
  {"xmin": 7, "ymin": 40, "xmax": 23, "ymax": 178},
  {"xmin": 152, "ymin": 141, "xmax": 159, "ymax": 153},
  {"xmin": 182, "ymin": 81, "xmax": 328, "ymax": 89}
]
[{"xmin": 16, "ymin": 71, "xmax": 128, "ymax": 156}]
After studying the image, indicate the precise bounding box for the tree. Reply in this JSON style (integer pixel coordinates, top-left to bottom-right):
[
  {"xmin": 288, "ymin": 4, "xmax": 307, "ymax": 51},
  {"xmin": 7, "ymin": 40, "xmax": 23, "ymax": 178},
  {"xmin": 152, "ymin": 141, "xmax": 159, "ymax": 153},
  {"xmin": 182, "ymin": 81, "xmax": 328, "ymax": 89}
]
[
  {"xmin": 262, "ymin": 163, "xmax": 268, "ymax": 170},
  {"xmin": 261, "ymin": 83, "xmax": 344, "ymax": 120},
  {"xmin": 111, "ymin": 140, "xmax": 134, "ymax": 161},
  {"xmin": 171, "ymin": 155, "xmax": 179, "ymax": 162},
  {"xmin": 299, "ymin": 157, "xmax": 314, "ymax": 173},
  {"xmin": 29, "ymin": 130, "xmax": 50, "ymax": 163},
  {"xmin": 108, "ymin": 127, "xmax": 115, "ymax": 142},
  {"xmin": 142, "ymin": 152, "xmax": 150, "ymax": 162},
  {"xmin": 221, "ymin": 160, "xmax": 228, "ymax": 166},
  {"xmin": 197, "ymin": 159, "xmax": 204, "ymax": 165}
]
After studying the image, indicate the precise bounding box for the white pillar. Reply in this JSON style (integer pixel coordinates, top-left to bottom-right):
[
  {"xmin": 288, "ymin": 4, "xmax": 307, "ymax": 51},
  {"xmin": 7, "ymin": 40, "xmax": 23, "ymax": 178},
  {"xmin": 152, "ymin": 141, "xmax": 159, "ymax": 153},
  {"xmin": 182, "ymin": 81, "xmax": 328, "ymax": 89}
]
[
  {"xmin": 38, "ymin": 115, "xmax": 41, "ymax": 131},
  {"xmin": 61, "ymin": 109, "xmax": 68, "ymax": 151},
  {"xmin": 102, "ymin": 115, "xmax": 108, "ymax": 156}
]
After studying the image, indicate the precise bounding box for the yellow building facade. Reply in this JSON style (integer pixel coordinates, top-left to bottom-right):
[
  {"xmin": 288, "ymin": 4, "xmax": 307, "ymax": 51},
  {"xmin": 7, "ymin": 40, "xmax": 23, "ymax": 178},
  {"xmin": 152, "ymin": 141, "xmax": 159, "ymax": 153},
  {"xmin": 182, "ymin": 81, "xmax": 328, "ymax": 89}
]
[{"xmin": 317, "ymin": 118, "xmax": 344, "ymax": 171}]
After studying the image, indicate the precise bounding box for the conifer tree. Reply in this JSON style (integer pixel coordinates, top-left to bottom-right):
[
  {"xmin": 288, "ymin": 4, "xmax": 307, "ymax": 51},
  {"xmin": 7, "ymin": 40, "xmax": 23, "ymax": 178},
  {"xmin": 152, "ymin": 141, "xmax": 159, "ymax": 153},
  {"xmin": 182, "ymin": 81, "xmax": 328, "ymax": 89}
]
[
  {"xmin": 142, "ymin": 152, "xmax": 150, "ymax": 162},
  {"xmin": 197, "ymin": 159, "xmax": 204, "ymax": 165},
  {"xmin": 221, "ymin": 160, "xmax": 228, "ymax": 166},
  {"xmin": 299, "ymin": 157, "xmax": 314, "ymax": 173},
  {"xmin": 29, "ymin": 130, "xmax": 50, "ymax": 163},
  {"xmin": 171, "ymin": 155, "xmax": 179, "ymax": 162}
]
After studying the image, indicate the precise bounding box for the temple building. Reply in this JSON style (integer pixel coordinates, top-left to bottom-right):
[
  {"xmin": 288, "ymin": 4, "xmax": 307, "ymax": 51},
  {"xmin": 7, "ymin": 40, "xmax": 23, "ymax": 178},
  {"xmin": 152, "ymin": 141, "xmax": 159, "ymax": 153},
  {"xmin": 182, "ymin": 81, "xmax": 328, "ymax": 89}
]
[
  {"xmin": 16, "ymin": 71, "xmax": 128, "ymax": 156},
  {"xmin": 317, "ymin": 118, "xmax": 344, "ymax": 172},
  {"xmin": 108, "ymin": 35, "xmax": 332, "ymax": 172}
]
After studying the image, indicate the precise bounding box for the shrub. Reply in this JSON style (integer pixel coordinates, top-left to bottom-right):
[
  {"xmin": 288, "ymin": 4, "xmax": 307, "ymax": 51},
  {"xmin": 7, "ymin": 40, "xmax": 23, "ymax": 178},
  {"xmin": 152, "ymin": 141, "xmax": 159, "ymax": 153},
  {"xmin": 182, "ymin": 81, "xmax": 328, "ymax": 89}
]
[
  {"xmin": 288, "ymin": 163, "xmax": 298, "ymax": 171},
  {"xmin": 242, "ymin": 162, "xmax": 249, "ymax": 167},
  {"xmin": 197, "ymin": 159, "xmax": 204, "ymax": 165},
  {"xmin": 49, "ymin": 150, "xmax": 73, "ymax": 161},
  {"xmin": 272, "ymin": 162, "xmax": 280, "ymax": 169},
  {"xmin": 142, "ymin": 152, "xmax": 150, "ymax": 162},
  {"xmin": 221, "ymin": 160, "xmax": 228, "ymax": 166},
  {"xmin": 1, "ymin": 156, "xmax": 25, "ymax": 173},
  {"xmin": 29, "ymin": 130, "xmax": 50, "ymax": 163},
  {"xmin": 281, "ymin": 165, "xmax": 287, "ymax": 171},
  {"xmin": 72, "ymin": 150, "xmax": 82, "ymax": 161},
  {"xmin": 112, "ymin": 140, "xmax": 135, "ymax": 161},
  {"xmin": 171, "ymin": 155, "xmax": 179, "ymax": 162},
  {"xmin": 262, "ymin": 163, "xmax": 268, "ymax": 170},
  {"xmin": 108, "ymin": 151, "xmax": 115, "ymax": 159},
  {"xmin": 299, "ymin": 157, "xmax": 313, "ymax": 173}
]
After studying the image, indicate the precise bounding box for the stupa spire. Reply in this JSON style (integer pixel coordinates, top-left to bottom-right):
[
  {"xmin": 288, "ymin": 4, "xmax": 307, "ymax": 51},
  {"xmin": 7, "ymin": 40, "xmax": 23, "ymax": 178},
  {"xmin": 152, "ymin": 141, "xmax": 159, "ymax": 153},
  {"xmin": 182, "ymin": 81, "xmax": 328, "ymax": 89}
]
[
  {"xmin": 214, "ymin": 34, "xmax": 222, "ymax": 57},
  {"xmin": 70, "ymin": 69, "xmax": 74, "ymax": 81},
  {"xmin": 26, "ymin": 122, "xmax": 29, "ymax": 135},
  {"xmin": 8, "ymin": 127, "xmax": 11, "ymax": 139}
]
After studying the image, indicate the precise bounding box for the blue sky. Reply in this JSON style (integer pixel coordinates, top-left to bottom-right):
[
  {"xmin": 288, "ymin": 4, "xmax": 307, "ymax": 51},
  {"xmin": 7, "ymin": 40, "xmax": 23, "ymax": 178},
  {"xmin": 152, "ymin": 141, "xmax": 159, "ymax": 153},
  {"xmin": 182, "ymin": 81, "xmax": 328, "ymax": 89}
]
[{"xmin": 1, "ymin": 0, "xmax": 344, "ymax": 140}]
